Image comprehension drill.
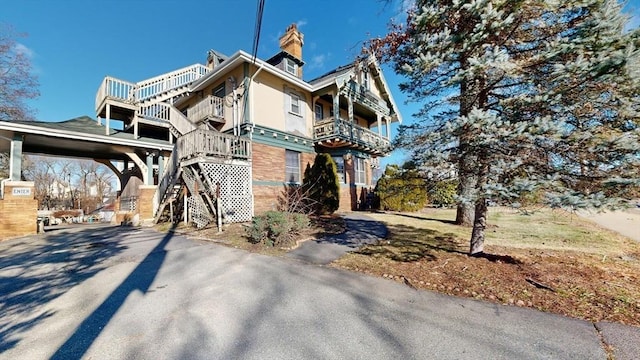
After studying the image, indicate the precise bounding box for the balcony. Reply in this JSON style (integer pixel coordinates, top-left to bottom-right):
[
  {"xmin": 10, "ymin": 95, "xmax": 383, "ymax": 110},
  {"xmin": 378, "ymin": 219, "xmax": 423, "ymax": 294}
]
[
  {"xmin": 186, "ymin": 95, "xmax": 225, "ymax": 125},
  {"xmin": 314, "ymin": 117, "xmax": 391, "ymax": 155},
  {"xmin": 177, "ymin": 129, "xmax": 251, "ymax": 162}
]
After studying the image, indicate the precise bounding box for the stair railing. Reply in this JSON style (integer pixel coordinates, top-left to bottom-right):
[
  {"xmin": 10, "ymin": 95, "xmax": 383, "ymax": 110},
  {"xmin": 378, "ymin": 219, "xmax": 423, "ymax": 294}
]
[{"xmin": 135, "ymin": 64, "xmax": 209, "ymax": 102}]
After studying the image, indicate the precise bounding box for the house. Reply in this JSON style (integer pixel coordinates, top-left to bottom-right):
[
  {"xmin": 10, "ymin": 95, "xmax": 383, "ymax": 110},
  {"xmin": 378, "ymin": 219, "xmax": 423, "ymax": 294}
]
[{"xmin": 94, "ymin": 24, "xmax": 401, "ymax": 227}]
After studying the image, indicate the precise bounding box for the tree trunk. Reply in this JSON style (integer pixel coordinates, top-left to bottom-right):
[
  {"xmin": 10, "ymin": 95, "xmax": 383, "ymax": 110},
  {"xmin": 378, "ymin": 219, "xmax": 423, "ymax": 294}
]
[
  {"xmin": 455, "ymin": 149, "xmax": 476, "ymax": 226},
  {"xmin": 469, "ymin": 198, "xmax": 488, "ymax": 255}
]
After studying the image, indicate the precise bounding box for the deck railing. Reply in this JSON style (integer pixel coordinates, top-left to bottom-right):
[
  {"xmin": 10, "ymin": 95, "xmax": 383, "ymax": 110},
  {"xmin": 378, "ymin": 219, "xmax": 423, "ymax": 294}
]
[
  {"xmin": 137, "ymin": 102, "xmax": 196, "ymax": 136},
  {"xmin": 186, "ymin": 95, "xmax": 225, "ymax": 123},
  {"xmin": 95, "ymin": 64, "xmax": 209, "ymax": 112},
  {"xmin": 135, "ymin": 64, "xmax": 209, "ymax": 102},
  {"xmin": 177, "ymin": 129, "xmax": 251, "ymax": 161},
  {"xmin": 314, "ymin": 117, "xmax": 391, "ymax": 151},
  {"xmin": 95, "ymin": 77, "xmax": 136, "ymax": 110}
]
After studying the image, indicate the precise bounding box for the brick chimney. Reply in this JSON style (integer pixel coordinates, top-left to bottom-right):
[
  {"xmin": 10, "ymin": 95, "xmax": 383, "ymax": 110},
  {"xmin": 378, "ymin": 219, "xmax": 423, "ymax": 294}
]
[{"xmin": 279, "ymin": 23, "xmax": 304, "ymax": 61}]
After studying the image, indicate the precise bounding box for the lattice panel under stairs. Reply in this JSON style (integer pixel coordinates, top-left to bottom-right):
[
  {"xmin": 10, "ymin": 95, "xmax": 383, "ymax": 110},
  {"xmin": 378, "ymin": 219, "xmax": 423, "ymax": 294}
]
[
  {"xmin": 199, "ymin": 162, "xmax": 252, "ymax": 223},
  {"xmin": 187, "ymin": 196, "xmax": 212, "ymax": 228}
]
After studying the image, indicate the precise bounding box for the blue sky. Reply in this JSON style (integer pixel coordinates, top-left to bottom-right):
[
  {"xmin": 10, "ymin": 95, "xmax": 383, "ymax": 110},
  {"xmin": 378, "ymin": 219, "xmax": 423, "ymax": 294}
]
[{"xmin": 2, "ymin": 0, "xmax": 639, "ymax": 168}]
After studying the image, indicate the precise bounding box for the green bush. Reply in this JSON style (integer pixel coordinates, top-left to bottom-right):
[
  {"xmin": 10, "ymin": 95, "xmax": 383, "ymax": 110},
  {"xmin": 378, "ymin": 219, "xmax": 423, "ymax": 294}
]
[
  {"xmin": 375, "ymin": 164, "xmax": 427, "ymax": 212},
  {"xmin": 429, "ymin": 180, "xmax": 457, "ymax": 207},
  {"xmin": 246, "ymin": 211, "xmax": 310, "ymax": 247}
]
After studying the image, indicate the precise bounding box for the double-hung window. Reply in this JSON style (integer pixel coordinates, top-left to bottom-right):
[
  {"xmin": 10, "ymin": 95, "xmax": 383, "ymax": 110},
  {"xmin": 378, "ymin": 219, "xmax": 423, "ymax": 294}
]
[
  {"xmin": 285, "ymin": 150, "xmax": 301, "ymax": 183},
  {"xmin": 314, "ymin": 103, "xmax": 323, "ymax": 121},
  {"xmin": 285, "ymin": 58, "xmax": 297, "ymax": 75},
  {"xmin": 289, "ymin": 93, "xmax": 301, "ymax": 115},
  {"xmin": 332, "ymin": 156, "xmax": 345, "ymax": 184},
  {"xmin": 354, "ymin": 157, "xmax": 366, "ymax": 185}
]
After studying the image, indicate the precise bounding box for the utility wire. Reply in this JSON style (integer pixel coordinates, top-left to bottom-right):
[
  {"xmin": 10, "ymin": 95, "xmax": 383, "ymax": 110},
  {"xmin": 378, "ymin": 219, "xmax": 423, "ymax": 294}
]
[{"xmin": 251, "ymin": 0, "xmax": 265, "ymax": 65}]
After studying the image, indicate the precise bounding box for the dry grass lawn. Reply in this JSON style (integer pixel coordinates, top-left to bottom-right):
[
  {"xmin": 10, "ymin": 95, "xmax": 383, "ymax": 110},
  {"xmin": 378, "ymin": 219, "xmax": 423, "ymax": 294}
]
[{"xmin": 332, "ymin": 208, "xmax": 640, "ymax": 326}]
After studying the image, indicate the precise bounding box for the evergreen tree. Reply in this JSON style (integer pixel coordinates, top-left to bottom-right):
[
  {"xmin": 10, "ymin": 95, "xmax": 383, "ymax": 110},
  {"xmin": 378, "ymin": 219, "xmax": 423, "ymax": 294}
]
[
  {"xmin": 302, "ymin": 153, "xmax": 340, "ymax": 214},
  {"xmin": 369, "ymin": 0, "xmax": 640, "ymax": 254}
]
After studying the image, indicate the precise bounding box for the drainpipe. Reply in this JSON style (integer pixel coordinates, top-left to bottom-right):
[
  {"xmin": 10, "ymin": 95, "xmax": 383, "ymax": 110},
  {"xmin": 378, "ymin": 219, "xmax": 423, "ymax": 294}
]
[{"xmin": 248, "ymin": 63, "xmax": 265, "ymax": 139}]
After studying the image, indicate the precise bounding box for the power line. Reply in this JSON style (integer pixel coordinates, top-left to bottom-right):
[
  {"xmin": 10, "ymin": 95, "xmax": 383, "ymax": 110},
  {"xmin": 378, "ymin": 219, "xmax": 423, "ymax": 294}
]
[{"xmin": 251, "ymin": 0, "xmax": 265, "ymax": 65}]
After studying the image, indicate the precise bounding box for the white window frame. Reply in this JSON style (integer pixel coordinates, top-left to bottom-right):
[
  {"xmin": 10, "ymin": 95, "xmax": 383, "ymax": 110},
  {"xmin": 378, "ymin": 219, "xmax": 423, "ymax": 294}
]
[
  {"xmin": 285, "ymin": 150, "xmax": 301, "ymax": 184},
  {"xmin": 362, "ymin": 71, "xmax": 370, "ymax": 90},
  {"xmin": 333, "ymin": 156, "xmax": 345, "ymax": 184},
  {"xmin": 285, "ymin": 58, "xmax": 297, "ymax": 75},
  {"xmin": 314, "ymin": 103, "xmax": 323, "ymax": 121},
  {"xmin": 354, "ymin": 157, "xmax": 366, "ymax": 185},
  {"xmin": 289, "ymin": 93, "xmax": 301, "ymax": 116}
]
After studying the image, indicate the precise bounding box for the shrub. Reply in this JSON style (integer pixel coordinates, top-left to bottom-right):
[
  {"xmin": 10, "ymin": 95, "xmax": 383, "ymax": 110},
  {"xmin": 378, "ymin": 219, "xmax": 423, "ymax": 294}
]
[
  {"xmin": 429, "ymin": 180, "xmax": 457, "ymax": 207},
  {"xmin": 246, "ymin": 211, "xmax": 310, "ymax": 247},
  {"xmin": 375, "ymin": 164, "xmax": 427, "ymax": 212},
  {"xmin": 302, "ymin": 153, "xmax": 340, "ymax": 214}
]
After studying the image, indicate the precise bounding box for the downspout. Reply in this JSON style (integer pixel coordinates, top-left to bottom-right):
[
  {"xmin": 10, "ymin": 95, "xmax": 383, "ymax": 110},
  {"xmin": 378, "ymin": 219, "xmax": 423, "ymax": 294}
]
[{"xmin": 248, "ymin": 63, "xmax": 265, "ymax": 139}]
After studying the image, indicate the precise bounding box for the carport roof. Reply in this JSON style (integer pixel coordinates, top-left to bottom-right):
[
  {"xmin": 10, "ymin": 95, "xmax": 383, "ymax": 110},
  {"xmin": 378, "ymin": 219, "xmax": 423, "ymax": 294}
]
[{"xmin": 0, "ymin": 116, "xmax": 173, "ymax": 160}]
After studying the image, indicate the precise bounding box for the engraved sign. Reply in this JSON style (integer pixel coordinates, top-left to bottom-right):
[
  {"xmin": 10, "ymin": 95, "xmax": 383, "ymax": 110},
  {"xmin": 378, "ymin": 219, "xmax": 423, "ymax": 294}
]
[{"xmin": 12, "ymin": 188, "xmax": 32, "ymax": 196}]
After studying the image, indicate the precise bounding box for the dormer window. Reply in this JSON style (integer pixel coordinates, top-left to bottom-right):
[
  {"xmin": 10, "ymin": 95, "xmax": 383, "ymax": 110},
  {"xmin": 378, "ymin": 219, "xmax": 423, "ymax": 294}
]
[{"xmin": 285, "ymin": 58, "xmax": 297, "ymax": 75}]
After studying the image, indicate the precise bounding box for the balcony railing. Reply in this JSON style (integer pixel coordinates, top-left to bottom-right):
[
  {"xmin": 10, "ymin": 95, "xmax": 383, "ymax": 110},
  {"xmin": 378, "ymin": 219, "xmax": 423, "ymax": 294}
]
[
  {"xmin": 314, "ymin": 117, "xmax": 391, "ymax": 153},
  {"xmin": 177, "ymin": 129, "xmax": 251, "ymax": 161},
  {"xmin": 186, "ymin": 95, "xmax": 225, "ymax": 124}
]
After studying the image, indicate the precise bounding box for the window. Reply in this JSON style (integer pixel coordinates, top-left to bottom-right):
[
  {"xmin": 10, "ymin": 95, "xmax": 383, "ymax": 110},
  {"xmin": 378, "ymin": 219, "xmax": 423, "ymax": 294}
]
[
  {"xmin": 289, "ymin": 93, "xmax": 301, "ymax": 115},
  {"xmin": 314, "ymin": 103, "xmax": 323, "ymax": 121},
  {"xmin": 354, "ymin": 157, "xmax": 366, "ymax": 184},
  {"xmin": 362, "ymin": 71, "xmax": 370, "ymax": 90},
  {"xmin": 285, "ymin": 150, "xmax": 301, "ymax": 183},
  {"xmin": 332, "ymin": 156, "xmax": 345, "ymax": 184},
  {"xmin": 285, "ymin": 58, "xmax": 296, "ymax": 75}
]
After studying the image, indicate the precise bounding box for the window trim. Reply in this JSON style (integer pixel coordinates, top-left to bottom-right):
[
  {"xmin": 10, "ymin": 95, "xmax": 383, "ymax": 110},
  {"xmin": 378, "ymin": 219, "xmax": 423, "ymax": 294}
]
[
  {"xmin": 333, "ymin": 156, "xmax": 345, "ymax": 184},
  {"xmin": 314, "ymin": 103, "xmax": 324, "ymax": 121},
  {"xmin": 285, "ymin": 150, "xmax": 301, "ymax": 184},
  {"xmin": 285, "ymin": 58, "xmax": 297, "ymax": 75},
  {"xmin": 289, "ymin": 92, "xmax": 301, "ymax": 116},
  {"xmin": 354, "ymin": 157, "xmax": 366, "ymax": 185}
]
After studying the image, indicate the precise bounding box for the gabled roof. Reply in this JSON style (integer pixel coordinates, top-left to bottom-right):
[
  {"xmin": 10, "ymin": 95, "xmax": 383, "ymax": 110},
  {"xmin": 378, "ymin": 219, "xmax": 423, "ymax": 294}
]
[{"xmin": 308, "ymin": 64, "xmax": 354, "ymax": 85}]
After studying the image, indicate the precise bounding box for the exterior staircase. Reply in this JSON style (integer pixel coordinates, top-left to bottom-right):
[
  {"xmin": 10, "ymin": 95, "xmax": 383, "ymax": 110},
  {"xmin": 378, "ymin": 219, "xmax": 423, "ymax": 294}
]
[{"xmin": 96, "ymin": 63, "xmax": 252, "ymax": 228}]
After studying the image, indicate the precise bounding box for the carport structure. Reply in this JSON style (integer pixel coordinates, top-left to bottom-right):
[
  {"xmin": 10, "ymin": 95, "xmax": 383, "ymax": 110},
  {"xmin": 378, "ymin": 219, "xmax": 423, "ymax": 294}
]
[{"xmin": 0, "ymin": 116, "xmax": 173, "ymax": 239}]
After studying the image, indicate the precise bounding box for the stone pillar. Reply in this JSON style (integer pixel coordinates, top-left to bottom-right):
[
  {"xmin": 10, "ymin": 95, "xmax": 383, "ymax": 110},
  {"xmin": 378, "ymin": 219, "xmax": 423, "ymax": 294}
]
[
  {"xmin": 137, "ymin": 185, "xmax": 157, "ymax": 222},
  {"xmin": 0, "ymin": 181, "xmax": 38, "ymax": 240}
]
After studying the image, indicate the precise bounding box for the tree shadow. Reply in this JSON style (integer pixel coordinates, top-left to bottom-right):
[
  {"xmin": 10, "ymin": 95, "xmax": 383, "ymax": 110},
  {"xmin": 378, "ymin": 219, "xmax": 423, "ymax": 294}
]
[
  {"xmin": 354, "ymin": 224, "xmax": 466, "ymax": 262},
  {"xmin": 0, "ymin": 225, "xmax": 129, "ymax": 353},
  {"xmin": 51, "ymin": 223, "xmax": 177, "ymax": 360},
  {"xmin": 471, "ymin": 252, "xmax": 522, "ymax": 265},
  {"xmin": 391, "ymin": 212, "xmax": 458, "ymax": 225}
]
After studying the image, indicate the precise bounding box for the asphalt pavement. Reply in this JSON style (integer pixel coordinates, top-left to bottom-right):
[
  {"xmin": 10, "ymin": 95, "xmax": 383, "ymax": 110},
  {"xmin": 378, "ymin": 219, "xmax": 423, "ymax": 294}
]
[{"xmin": 0, "ymin": 220, "xmax": 638, "ymax": 359}]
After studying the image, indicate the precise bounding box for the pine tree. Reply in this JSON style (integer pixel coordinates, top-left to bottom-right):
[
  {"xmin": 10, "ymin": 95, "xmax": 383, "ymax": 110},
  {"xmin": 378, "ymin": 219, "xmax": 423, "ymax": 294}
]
[
  {"xmin": 375, "ymin": 163, "xmax": 428, "ymax": 212},
  {"xmin": 369, "ymin": 0, "xmax": 640, "ymax": 254}
]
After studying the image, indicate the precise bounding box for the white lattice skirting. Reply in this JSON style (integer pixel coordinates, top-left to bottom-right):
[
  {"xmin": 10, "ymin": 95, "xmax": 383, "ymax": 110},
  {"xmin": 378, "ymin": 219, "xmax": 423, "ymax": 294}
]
[{"xmin": 198, "ymin": 161, "xmax": 252, "ymax": 223}]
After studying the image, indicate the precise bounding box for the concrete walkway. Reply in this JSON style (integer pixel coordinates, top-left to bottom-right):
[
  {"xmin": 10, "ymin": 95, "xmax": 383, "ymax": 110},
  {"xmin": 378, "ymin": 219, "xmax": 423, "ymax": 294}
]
[{"xmin": 287, "ymin": 212, "xmax": 387, "ymax": 264}]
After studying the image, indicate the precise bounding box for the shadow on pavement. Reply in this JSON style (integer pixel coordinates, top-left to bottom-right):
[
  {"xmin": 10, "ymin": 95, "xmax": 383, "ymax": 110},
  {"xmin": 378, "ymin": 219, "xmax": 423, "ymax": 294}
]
[
  {"xmin": 50, "ymin": 223, "xmax": 176, "ymax": 360},
  {"xmin": 0, "ymin": 225, "xmax": 128, "ymax": 353}
]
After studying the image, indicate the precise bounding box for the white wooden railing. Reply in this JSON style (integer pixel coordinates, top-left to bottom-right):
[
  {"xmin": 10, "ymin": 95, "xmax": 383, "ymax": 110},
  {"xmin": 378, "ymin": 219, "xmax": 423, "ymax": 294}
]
[
  {"xmin": 137, "ymin": 102, "xmax": 196, "ymax": 135},
  {"xmin": 95, "ymin": 77, "xmax": 136, "ymax": 110},
  {"xmin": 186, "ymin": 95, "xmax": 225, "ymax": 123},
  {"xmin": 95, "ymin": 64, "xmax": 209, "ymax": 112},
  {"xmin": 177, "ymin": 129, "xmax": 251, "ymax": 161},
  {"xmin": 135, "ymin": 64, "xmax": 209, "ymax": 102},
  {"xmin": 314, "ymin": 117, "xmax": 391, "ymax": 150}
]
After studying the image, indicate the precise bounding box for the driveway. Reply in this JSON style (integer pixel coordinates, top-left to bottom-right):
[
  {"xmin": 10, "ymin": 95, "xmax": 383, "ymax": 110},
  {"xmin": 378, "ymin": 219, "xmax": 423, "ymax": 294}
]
[
  {"xmin": 578, "ymin": 208, "xmax": 640, "ymax": 242},
  {"xmin": 0, "ymin": 224, "xmax": 632, "ymax": 359}
]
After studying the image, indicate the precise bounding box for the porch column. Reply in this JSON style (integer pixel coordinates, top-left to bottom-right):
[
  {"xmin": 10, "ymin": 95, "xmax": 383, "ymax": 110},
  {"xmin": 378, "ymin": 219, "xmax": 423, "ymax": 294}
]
[
  {"xmin": 146, "ymin": 152, "xmax": 154, "ymax": 185},
  {"xmin": 347, "ymin": 97, "xmax": 354, "ymax": 122},
  {"xmin": 105, "ymin": 104, "xmax": 111, "ymax": 135},
  {"xmin": 376, "ymin": 113, "xmax": 382, "ymax": 137},
  {"xmin": 134, "ymin": 120, "xmax": 139, "ymax": 139},
  {"xmin": 385, "ymin": 118, "xmax": 391, "ymax": 139},
  {"xmin": 332, "ymin": 91, "xmax": 339, "ymax": 120},
  {"xmin": 10, "ymin": 134, "xmax": 23, "ymax": 181},
  {"xmin": 158, "ymin": 154, "xmax": 165, "ymax": 178}
]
